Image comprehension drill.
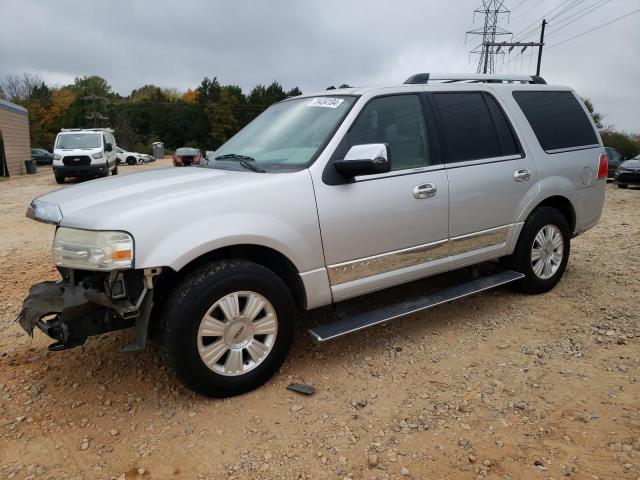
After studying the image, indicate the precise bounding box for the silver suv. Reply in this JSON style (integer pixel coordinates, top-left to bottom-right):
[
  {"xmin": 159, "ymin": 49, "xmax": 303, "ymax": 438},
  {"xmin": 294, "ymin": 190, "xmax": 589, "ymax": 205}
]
[{"xmin": 20, "ymin": 73, "xmax": 607, "ymax": 397}]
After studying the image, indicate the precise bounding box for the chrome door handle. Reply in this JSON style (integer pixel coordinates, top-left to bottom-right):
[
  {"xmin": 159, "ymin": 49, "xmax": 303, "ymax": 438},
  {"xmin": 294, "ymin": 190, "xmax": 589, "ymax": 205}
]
[
  {"xmin": 513, "ymin": 169, "xmax": 531, "ymax": 182},
  {"xmin": 413, "ymin": 183, "xmax": 437, "ymax": 199}
]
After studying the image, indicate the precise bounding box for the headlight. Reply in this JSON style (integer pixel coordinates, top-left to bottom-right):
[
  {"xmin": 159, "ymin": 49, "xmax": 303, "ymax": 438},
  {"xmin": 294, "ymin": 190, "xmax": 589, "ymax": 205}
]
[
  {"xmin": 53, "ymin": 228, "xmax": 134, "ymax": 270},
  {"xmin": 92, "ymin": 152, "xmax": 103, "ymax": 159},
  {"xmin": 54, "ymin": 154, "xmax": 62, "ymax": 160},
  {"xmin": 26, "ymin": 199, "xmax": 63, "ymax": 224}
]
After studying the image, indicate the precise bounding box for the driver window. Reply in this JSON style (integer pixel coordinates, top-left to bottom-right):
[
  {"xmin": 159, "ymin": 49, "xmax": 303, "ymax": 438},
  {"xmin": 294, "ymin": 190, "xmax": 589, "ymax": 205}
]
[{"xmin": 348, "ymin": 95, "xmax": 429, "ymax": 171}]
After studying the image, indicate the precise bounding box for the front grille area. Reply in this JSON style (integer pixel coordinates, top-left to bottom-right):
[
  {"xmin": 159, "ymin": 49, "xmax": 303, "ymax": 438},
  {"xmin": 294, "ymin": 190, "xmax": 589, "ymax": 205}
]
[
  {"xmin": 618, "ymin": 172, "xmax": 640, "ymax": 184},
  {"xmin": 62, "ymin": 156, "xmax": 91, "ymax": 166}
]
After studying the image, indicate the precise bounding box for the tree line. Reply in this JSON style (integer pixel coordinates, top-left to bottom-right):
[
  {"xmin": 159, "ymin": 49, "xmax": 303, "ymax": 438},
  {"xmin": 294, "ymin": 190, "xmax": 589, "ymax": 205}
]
[
  {"xmin": 0, "ymin": 74, "xmax": 304, "ymax": 153},
  {"xmin": 1, "ymin": 73, "xmax": 638, "ymax": 158}
]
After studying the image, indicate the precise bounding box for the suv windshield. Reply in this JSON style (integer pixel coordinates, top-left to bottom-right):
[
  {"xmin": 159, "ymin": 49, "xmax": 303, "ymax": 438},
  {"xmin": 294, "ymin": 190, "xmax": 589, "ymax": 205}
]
[
  {"xmin": 56, "ymin": 133, "xmax": 101, "ymax": 150},
  {"xmin": 208, "ymin": 95, "xmax": 356, "ymax": 171}
]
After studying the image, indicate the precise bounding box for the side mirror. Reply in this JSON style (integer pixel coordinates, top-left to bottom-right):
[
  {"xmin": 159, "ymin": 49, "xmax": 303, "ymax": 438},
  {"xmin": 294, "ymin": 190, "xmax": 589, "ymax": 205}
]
[
  {"xmin": 105, "ymin": 143, "xmax": 113, "ymax": 152},
  {"xmin": 333, "ymin": 144, "xmax": 391, "ymax": 177}
]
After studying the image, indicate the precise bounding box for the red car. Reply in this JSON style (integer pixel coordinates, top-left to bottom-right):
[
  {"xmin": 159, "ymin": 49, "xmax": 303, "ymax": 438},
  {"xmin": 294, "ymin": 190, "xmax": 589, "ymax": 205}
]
[{"xmin": 173, "ymin": 147, "xmax": 201, "ymax": 167}]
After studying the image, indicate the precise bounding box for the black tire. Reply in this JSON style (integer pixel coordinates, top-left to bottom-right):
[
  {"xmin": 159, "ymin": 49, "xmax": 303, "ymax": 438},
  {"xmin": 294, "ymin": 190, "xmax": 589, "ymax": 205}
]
[
  {"xmin": 159, "ymin": 260, "xmax": 296, "ymax": 397},
  {"xmin": 618, "ymin": 184, "xmax": 628, "ymax": 189},
  {"xmin": 112, "ymin": 164, "xmax": 118, "ymax": 175},
  {"xmin": 126, "ymin": 156, "xmax": 136, "ymax": 165},
  {"xmin": 507, "ymin": 207, "xmax": 571, "ymax": 294},
  {"xmin": 55, "ymin": 174, "xmax": 65, "ymax": 184}
]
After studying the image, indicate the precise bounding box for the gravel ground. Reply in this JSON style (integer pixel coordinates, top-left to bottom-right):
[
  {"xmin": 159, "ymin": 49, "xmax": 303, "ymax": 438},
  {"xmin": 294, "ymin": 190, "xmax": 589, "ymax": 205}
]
[{"xmin": 1, "ymin": 161, "xmax": 639, "ymax": 480}]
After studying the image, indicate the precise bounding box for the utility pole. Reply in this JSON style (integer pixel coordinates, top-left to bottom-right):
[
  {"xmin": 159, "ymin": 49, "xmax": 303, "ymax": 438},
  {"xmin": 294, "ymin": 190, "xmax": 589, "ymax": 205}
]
[
  {"xmin": 468, "ymin": 0, "xmax": 511, "ymax": 74},
  {"xmin": 482, "ymin": 19, "xmax": 546, "ymax": 76},
  {"xmin": 536, "ymin": 19, "xmax": 547, "ymax": 76},
  {"xmin": 83, "ymin": 93, "xmax": 108, "ymax": 127}
]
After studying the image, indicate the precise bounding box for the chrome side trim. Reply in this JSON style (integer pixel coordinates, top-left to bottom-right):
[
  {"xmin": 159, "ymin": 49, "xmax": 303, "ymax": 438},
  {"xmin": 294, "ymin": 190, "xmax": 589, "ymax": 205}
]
[
  {"xmin": 354, "ymin": 163, "xmax": 445, "ymax": 182},
  {"xmin": 327, "ymin": 239, "xmax": 449, "ymax": 285},
  {"xmin": 443, "ymin": 154, "xmax": 522, "ymax": 169},
  {"xmin": 327, "ymin": 225, "xmax": 512, "ymax": 286},
  {"xmin": 450, "ymin": 225, "xmax": 510, "ymax": 256},
  {"xmin": 545, "ymin": 144, "xmax": 600, "ymax": 155}
]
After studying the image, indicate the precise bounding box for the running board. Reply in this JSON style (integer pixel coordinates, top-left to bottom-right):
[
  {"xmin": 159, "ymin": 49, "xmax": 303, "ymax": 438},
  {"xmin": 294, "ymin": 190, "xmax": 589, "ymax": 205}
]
[{"xmin": 308, "ymin": 270, "xmax": 524, "ymax": 343}]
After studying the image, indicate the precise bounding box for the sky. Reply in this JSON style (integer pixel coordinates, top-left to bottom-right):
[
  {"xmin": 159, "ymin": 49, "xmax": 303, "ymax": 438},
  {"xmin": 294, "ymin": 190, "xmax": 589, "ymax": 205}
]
[{"xmin": 1, "ymin": 0, "xmax": 639, "ymax": 132}]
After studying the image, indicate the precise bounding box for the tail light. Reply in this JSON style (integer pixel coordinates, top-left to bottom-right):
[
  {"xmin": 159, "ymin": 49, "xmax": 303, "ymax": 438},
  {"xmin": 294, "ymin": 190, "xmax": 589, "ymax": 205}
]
[{"xmin": 597, "ymin": 152, "xmax": 608, "ymax": 180}]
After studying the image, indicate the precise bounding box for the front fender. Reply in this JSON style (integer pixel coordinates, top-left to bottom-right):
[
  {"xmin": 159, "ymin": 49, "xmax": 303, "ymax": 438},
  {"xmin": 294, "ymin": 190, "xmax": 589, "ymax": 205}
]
[{"xmin": 135, "ymin": 212, "xmax": 325, "ymax": 273}]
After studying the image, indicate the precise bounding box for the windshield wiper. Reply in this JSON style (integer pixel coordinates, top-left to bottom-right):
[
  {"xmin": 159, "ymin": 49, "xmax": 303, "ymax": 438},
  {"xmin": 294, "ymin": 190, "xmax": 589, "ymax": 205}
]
[
  {"xmin": 238, "ymin": 159, "xmax": 265, "ymax": 173},
  {"xmin": 215, "ymin": 153, "xmax": 257, "ymax": 162},
  {"xmin": 214, "ymin": 153, "xmax": 265, "ymax": 173}
]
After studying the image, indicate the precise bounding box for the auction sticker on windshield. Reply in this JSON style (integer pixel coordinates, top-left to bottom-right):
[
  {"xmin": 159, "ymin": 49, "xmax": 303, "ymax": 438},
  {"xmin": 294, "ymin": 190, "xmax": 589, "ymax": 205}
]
[{"xmin": 306, "ymin": 97, "xmax": 344, "ymax": 108}]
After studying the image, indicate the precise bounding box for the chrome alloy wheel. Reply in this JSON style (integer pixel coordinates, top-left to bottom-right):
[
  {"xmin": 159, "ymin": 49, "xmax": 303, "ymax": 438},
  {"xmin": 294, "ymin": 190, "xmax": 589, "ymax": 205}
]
[
  {"xmin": 197, "ymin": 291, "xmax": 278, "ymax": 376},
  {"xmin": 531, "ymin": 224, "xmax": 564, "ymax": 280}
]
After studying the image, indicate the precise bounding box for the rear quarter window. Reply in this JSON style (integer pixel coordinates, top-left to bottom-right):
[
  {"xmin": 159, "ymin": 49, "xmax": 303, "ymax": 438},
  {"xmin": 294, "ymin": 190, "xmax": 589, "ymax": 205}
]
[{"xmin": 513, "ymin": 91, "xmax": 598, "ymax": 152}]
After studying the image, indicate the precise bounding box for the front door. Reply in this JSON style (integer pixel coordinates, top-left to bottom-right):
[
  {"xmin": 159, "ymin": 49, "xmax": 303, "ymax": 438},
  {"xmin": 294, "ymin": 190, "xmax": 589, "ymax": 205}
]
[
  {"xmin": 312, "ymin": 93, "xmax": 449, "ymax": 301},
  {"xmin": 430, "ymin": 90, "xmax": 538, "ymax": 263}
]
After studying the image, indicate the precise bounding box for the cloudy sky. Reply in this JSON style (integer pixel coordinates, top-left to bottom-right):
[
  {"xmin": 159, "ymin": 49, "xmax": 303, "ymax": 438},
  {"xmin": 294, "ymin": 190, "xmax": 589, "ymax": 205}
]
[{"xmin": 1, "ymin": 0, "xmax": 639, "ymax": 132}]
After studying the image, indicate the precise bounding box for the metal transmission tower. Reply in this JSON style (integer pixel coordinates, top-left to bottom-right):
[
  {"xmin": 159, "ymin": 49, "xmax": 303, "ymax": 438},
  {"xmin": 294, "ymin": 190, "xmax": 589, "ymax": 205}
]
[{"xmin": 467, "ymin": 0, "xmax": 511, "ymax": 73}]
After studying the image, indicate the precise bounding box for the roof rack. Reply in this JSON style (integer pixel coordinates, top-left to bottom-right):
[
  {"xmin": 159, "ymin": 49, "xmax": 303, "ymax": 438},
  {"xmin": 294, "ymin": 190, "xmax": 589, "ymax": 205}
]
[
  {"xmin": 404, "ymin": 73, "xmax": 546, "ymax": 85},
  {"xmin": 60, "ymin": 128, "xmax": 114, "ymax": 133}
]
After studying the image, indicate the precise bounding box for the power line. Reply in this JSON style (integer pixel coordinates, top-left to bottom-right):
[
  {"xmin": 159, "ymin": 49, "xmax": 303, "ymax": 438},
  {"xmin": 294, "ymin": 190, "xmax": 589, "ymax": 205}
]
[
  {"xmin": 547, "ymin": 7, "xmax": 640, "ymax": 49},
  {"xmin": 511, "ymin": 0, "xmax": 580, "ymax": 40},
  {"xmin": 509, "ymin": 0, "xmax": 546, "ymax": 23},
  {"xmin": 547, "ymin": 0, "xmax": 586, "ymax": 21},
  {"xmin": 514, "ymin": 0, "xmax": 584, "ymax": 40},
  {"xmin": 510, "ymin": 0, "xmax": 528, "ymax": 12},
  {"xmin": 546, "ymin": 0, "xmax": 612, "ymax": 36}
]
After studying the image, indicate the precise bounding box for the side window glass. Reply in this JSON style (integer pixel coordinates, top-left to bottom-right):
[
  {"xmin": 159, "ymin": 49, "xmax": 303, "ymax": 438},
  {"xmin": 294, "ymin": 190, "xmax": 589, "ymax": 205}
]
[
  {"xmin": 349, "ymin": 95, "xmax": 429, "ymax": 171},
  {"xmin": 433, "ymin": 92, "xmax": 504, "ymax": 163},
  {"xmin": 512, "ymin": 91, "xmax": 598, "ymax": 152},
  {"xmin": 484, "ymin": 94, "xmax": 519, "ymax": 157}
]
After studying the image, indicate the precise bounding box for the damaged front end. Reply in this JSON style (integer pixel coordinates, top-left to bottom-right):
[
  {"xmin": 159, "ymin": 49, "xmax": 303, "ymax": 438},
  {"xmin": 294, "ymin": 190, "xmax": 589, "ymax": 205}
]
[{"xmin": 18, "ymin": 267, "xmax": 161, "ymax": 352}]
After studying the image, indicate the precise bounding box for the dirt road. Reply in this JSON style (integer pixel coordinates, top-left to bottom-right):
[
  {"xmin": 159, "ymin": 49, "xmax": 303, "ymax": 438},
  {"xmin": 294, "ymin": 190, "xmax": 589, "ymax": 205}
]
[{"xmin": 1, "ymin": 161, "xmax": 639, "ymax": 479}]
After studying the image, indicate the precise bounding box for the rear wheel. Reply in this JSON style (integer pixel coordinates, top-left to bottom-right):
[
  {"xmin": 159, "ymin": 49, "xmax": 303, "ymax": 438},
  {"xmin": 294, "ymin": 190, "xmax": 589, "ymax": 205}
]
[
  {"xmin": 507, "ymin": 207, "xmax": 571, "ymax": 294},
  {"xmin": 160, "ymin": 260, "xmax": 295, "ymax": 397},
  {"xmin": 126, "ymin": 156, "xmax": 136, "ymax": 165},
  {"xmin": 112, "ymin": 164, "xmax": 118, "ymax": 175},
  {"xmin": 618, "ymin": 184, "xmax": 628, "ymax": 189}
]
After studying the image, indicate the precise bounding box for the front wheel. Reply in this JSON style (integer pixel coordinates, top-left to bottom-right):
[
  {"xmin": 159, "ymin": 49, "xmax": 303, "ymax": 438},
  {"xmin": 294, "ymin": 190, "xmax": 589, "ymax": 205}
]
[
  {"xmin": 507, "ymin": 207, "xmax": 571, "ymax": 294},
  {"xmin": 160, "ymin": 260, "xmax": 296, "ymax": 397}
]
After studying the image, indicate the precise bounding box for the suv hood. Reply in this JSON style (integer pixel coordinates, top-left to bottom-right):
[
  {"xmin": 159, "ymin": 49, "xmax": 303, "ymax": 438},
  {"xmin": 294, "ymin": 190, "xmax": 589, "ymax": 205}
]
[
  {"xmin": 620, "ymin": 159, "xmax": 640, "ymax": 169},
  {"xmin": 34, "ymin": 167, "xmax": 251, "ymax": 229}
]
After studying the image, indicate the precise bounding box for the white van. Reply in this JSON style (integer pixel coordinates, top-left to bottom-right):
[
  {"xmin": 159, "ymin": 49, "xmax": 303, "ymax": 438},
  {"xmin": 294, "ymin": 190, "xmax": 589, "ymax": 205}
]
[{"xmin": 52, "ymin": 128, "xmax": 118, "ymax": 183}]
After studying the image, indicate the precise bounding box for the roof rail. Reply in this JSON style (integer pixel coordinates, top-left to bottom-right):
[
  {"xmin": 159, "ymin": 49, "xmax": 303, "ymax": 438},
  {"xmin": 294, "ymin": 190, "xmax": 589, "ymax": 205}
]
[
  {"xmin": 404, "ymin": 73, "xmax": 547, "ymax": 85},
  {"xmin": 60, "ymin": 128, "xmax": 114, "ymax": 133}
]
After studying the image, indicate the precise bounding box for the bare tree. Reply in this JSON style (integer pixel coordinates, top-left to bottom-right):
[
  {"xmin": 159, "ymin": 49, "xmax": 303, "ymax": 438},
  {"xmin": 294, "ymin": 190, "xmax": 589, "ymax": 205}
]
[
  {"xmin": 2, "ymin": 74, "xmax": 23, "ymax": 102},
  {"xmin": 1, "ymin": 73, "xmax": 44, "ymax": 103}
]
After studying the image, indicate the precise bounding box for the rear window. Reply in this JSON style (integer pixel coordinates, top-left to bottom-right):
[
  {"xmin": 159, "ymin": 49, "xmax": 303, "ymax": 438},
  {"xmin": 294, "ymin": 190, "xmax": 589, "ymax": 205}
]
[
  {"xmin": 513, "ymin": 91, "xmax": 598, "ymax": 152},
  {"xmin": 176, "ymin": 148, "xmax": 199, "ymax": 156},
  {"xmin": 433, "ymin": 92, "xmax": 520, "ymax": 163}
]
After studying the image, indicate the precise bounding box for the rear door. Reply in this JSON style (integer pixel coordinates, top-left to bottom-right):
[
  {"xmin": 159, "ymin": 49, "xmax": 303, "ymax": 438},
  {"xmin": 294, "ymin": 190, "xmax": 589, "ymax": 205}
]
[{"xmin": 430, "ymin": 90, "xmax": 538, "ymax": 265}]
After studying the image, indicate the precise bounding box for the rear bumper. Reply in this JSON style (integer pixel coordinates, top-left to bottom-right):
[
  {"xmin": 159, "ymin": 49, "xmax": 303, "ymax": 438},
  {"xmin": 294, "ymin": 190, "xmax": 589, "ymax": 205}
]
[{"xmin": 54, "ymin": 164, "xmax": 108, "ymax": 177}]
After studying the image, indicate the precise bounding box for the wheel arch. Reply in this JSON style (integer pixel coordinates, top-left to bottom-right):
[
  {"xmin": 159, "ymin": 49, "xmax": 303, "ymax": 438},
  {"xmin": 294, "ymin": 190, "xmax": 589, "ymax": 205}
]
[
  {"xmin": 153, "ymin": 244, "xmax": 307, "ymax": 311},
  {"xmin": 530, "ymin": 195, "xmax": 576, "ymax": 233}
]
